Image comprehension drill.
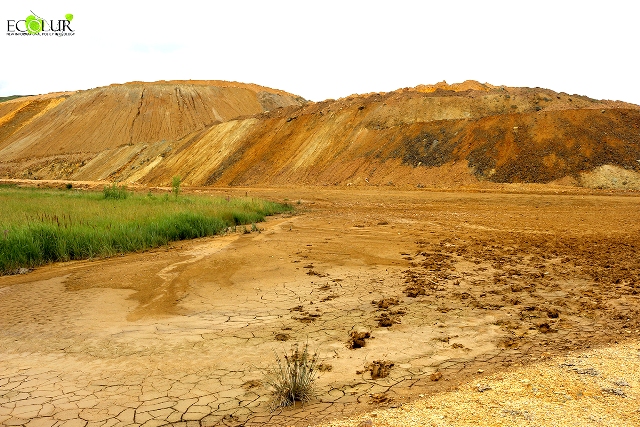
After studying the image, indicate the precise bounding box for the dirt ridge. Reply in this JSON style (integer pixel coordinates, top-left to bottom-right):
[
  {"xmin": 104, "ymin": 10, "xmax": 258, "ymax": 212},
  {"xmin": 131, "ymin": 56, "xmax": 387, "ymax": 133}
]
[{"xmin": 1, "ymin": 80, "xmax": 639, "ymax": 189}]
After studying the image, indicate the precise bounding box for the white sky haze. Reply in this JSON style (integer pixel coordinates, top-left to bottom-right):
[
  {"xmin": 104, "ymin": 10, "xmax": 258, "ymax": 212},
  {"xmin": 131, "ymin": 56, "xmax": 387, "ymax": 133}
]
[{"xmin": 1, "ymin": 1, "xmax": 639, "ymax": 104}]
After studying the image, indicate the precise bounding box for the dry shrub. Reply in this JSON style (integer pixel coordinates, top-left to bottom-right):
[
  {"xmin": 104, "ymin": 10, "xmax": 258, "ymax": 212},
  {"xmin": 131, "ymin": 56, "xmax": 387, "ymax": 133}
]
[{"xmin": 265, "ymin": 343, "xmax": 319, "ymax": 408}]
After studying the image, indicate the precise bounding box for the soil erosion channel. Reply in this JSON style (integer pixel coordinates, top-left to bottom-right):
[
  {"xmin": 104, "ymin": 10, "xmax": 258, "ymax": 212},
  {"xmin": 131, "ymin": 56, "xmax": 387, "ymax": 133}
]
[{"xmin": 1, "ymin": 188, "xmax": 639, "ymax": 426}]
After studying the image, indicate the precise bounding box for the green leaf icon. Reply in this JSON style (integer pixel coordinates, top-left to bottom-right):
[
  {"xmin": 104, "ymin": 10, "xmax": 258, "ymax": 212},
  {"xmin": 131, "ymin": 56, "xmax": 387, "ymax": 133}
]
[
  {"xmin": 25, "ymin": 14, "xmax": 43, "ymax": 34},
  {"xmin": 65, "ymin": 13, "xmax": 73, "ymax": 21}
]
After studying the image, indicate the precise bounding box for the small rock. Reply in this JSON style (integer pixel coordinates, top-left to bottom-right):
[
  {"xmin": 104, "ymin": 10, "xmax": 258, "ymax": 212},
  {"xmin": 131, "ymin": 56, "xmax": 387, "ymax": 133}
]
[
  {"xmin": 358, "ymin": 420, "xmax": 373, "ymax": 427},
  {"xmin": 477, "ymin": 384, "xmax": 492, "ymax": 392},
  {"xmin": 574, "ymin": 367, "xmax": 599, "ymax": 376},
  {"xmin": 602, "ymin": 387, "xmax": 626, "ymax": 397},
  {"xmin": 430, "ymin": 371, "xmax": 443, "ymax": 381},
  {"xmin": 547, "ymin": 309, "xmax": 560, "ymax": 318}
]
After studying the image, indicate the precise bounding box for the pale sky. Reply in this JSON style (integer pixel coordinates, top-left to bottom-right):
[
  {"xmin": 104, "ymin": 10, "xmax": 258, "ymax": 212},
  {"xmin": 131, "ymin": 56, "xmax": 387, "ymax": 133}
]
[{"xmin": 1, "ymin": 0, "xmax": 639, "ymax": 104}]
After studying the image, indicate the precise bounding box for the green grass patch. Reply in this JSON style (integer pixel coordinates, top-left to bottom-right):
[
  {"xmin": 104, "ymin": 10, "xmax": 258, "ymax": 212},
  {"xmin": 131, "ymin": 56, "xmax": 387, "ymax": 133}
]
[
  {"xmin": 0, "ymin": 186, "xmax": 292, "ymax": 275},
  {"xmin": 0, "ymin": 95, "xmax": 28, "ymax": 103},
  {"xmin": 102, "ymin": 183, "xmax": 130, "ymax": 199}
]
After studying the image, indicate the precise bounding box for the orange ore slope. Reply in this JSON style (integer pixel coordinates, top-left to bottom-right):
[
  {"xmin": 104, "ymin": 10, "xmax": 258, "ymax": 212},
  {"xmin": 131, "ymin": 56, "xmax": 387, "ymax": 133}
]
[{"xmin": 1, "ymin": 80, "xmax": 639, "ymax": 189}]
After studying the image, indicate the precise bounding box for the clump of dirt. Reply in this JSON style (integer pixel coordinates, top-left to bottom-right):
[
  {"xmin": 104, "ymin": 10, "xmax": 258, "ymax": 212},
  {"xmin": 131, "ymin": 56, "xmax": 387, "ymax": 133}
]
[
  {"xmin": 364, "ymin": 360, "xmax": 394, "ymax": 379},
  {"xmin": 274, "ymin": 333, "xmax": 290, "ymax": 341},
  {"xmin": 375, "ymin": 312, "xmax": 400, "ymax": 327},
  {"xmin": 537, "ymin": 323, "xmax": 556, "ymax": 333},
  {"xmin": 371, "ymin": 297, "xmax": 400, "ymax": 309},
  {"xmin": 242, "ymin": 380, "xmax": 262, "ymax": 389},
  {"xmin": 547, "ymin": 309, "xmax": 560, "ymax": 318},
  {"xmin": 318, "ymin": 363, "xmax": 333, "ymax": 372},
  {"xmin": 402, "ymin": 229, "xmax": 640, "ymax": 363},
  {"xmin": 307, "ymin": 270, "xmax": 326, "ymax": 277},
  {"xmin": 348, "ymin": 331, "xmax": 371, "ymax": 349},
  {"xmin": 404, "ymin": 283, "xmax": 426, "ymax": 298},
  {"xmin": 371, "ymin": 296, "xmax": 406, "ymax": 327},
  {"xmin": 293, "ymin": 312, "xmax": 321, "ymax": 323},
  {"xmin": 369, "ymin": 393, "xmax": 393, "ymax": 405},
  {"xmin": 430, "ymin": 371, "xmax": 443, "ymax": 381}
]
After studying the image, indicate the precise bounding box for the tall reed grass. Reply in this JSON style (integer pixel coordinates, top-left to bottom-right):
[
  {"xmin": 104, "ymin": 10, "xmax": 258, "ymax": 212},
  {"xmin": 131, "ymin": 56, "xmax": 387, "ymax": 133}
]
[{"xmin": 0, "ymin": 185, "xmax": 291, "ymax": 274}]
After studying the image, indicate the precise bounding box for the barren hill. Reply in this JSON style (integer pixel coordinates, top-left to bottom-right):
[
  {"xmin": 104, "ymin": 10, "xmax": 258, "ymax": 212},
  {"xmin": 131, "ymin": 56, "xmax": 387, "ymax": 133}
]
[
  {"xmin": 0, "ymin": 80, "xmax": 305, "ymax": 178},
  {"xmin": 1, "ymin": 80, "xmax": 640, "ymax": 189}
]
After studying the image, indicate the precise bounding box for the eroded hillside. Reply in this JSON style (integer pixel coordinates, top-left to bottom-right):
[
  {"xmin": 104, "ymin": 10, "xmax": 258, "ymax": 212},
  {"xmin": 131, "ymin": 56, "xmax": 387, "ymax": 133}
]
[
  {"xmin": 1, "ymin": 80, "xmax": 639, "ymax": 189},
  {"xmin": 0, "ymin": 80, "xmax": 305, "ymax": 179}
]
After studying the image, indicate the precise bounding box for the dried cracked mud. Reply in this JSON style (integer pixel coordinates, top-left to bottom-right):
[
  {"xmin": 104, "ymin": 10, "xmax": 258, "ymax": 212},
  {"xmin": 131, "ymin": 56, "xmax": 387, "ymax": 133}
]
[{"xmin": 1, "ymin": 187, "xmax": 639, "ymax": 426}]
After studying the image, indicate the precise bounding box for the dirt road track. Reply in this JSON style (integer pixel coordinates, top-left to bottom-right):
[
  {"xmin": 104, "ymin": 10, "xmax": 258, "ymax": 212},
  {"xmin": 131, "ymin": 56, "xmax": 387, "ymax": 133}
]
[{"xmin": 1, "ymin": 187, "xmax": 639, "ymax": 426}]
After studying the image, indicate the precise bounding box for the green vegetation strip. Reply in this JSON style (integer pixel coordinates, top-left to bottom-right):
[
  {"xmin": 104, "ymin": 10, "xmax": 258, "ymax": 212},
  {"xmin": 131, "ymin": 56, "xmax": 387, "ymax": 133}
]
[
  {"xmin": 0, "ymin": 185, "xmax": 292, "ymax": 275},
  {"xmin": 0, "ymin": 95, "xmax": 28, "ymax": 103}
]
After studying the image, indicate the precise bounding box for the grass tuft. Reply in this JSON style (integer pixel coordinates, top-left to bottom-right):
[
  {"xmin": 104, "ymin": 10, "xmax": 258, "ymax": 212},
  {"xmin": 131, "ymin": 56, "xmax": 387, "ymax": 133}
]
[
  {"xmin": 265, "ymin": 343, "xmax": 319, "ymax": 409},
  {"xmin": 102, "ymin": 183, "xmax": 129, "ymax": 200}
]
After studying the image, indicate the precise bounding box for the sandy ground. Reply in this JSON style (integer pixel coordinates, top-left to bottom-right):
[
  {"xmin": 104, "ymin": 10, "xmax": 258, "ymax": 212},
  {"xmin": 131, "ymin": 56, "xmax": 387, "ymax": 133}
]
[{"xmin": 1, "ymin": 186, "xmax": 639, "ymax": 427}]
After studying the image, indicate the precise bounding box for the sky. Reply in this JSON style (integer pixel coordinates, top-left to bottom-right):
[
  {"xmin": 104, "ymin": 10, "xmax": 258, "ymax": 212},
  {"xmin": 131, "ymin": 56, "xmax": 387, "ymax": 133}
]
[{"xmin": 1, "ymin": 1, "xmax": 639, "ymax": 104}]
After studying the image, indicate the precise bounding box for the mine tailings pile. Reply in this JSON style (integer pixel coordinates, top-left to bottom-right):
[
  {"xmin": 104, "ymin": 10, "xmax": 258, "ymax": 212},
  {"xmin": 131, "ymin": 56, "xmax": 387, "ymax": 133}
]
[{"xmin": 1, "ymin": 80, "xmax": 639, "ymax": 189}]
